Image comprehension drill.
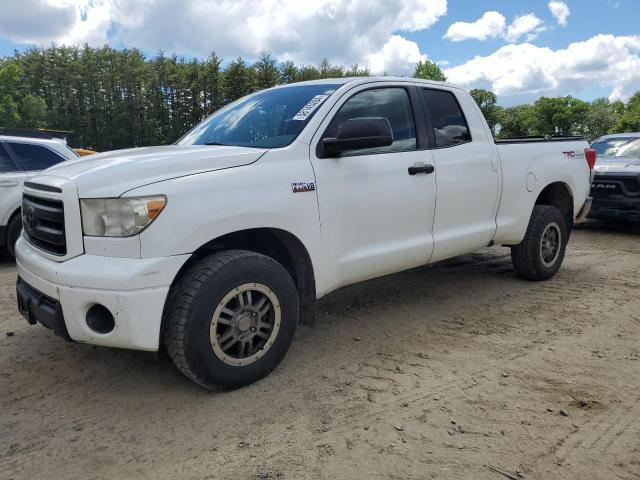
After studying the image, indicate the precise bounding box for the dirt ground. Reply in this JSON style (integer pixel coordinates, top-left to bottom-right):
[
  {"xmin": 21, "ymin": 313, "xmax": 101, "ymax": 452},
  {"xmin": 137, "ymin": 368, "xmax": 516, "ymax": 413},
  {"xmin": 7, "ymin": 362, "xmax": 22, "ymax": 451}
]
[{"xmin": 1, "ymin": 222, "xmax": 639, "ymax": 480}]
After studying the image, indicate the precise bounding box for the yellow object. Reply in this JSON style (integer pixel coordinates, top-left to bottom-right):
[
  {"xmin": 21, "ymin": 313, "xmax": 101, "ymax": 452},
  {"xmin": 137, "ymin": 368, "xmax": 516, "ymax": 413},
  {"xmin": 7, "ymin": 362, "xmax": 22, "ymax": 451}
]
[
  {"xmin": 74, "ymin": 148, "xmax": 98, "ymax": 156},
  {"xmin": 146, "ymin": 198, "xmax": 166, "ymax": 220}
]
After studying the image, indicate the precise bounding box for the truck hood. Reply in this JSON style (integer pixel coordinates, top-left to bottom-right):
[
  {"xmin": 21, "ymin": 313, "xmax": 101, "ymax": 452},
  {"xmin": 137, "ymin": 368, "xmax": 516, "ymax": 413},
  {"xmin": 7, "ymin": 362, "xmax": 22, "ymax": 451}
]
[
  {"xmin": 594, "ymin": 155, "xmax": 640, "ymax": 175},
  {"xmin": 39, "ymin": 145, "xmax": 267, "ymax": 197}
]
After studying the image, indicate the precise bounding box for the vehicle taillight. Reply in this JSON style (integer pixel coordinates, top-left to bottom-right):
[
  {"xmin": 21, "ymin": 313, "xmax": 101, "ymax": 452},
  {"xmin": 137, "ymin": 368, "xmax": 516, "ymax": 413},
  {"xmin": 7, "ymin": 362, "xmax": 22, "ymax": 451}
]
[{"xmin": 584, "ymin": 148, "xmax": 596, "ymax": 170}]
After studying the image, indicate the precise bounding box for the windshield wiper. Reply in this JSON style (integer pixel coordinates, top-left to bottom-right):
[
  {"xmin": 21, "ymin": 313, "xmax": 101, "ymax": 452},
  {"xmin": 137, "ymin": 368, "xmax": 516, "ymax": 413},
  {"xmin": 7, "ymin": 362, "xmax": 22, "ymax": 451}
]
[{"xmin": 204, "ymin": 141, "xmax": 231, "ymax": 146}]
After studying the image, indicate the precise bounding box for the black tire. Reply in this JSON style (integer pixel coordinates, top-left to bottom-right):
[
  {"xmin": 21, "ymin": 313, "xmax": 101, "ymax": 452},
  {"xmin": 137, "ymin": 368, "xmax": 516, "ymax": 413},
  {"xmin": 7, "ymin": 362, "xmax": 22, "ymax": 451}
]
[
  {"xmin": 511, "ymin": 205, "xmax": 568, "ymax": 281},
  {"xmin": 164, "ymin": 250, "xmax": 299, "ymax": 391},
  {"xmin": 6, "ymin": 213, "xmax": 22, "ymax": 258}
]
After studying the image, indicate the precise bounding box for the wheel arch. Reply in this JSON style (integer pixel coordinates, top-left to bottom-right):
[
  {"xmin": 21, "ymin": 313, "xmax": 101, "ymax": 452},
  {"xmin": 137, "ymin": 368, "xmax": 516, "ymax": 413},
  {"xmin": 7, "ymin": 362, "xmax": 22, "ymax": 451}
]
[
  {"xmin": 534, "ymin": 181, "xmax": 574, "ymax": 232},
  {"xmin": 161, "ymin": 228, "xmax": 317, "ymax": 340},
  {"xmin": 3, "ymin": 201, "xmax": 21, "ymax": 226}
]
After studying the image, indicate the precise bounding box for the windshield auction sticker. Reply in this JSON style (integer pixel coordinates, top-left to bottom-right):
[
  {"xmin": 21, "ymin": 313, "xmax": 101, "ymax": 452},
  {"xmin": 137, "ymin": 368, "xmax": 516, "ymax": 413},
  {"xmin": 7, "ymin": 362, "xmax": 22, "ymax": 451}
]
[{"xmin": 292, "ymin": 95, "xmax": 329, "ymax": 121}]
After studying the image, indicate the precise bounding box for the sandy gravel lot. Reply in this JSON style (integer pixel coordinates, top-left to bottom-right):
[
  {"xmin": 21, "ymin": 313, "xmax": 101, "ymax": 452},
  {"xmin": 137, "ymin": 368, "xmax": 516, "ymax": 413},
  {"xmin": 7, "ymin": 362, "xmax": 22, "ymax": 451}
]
[{"xmin": 1, "ymin": 222, "xmax": 639, "ymax": 480}]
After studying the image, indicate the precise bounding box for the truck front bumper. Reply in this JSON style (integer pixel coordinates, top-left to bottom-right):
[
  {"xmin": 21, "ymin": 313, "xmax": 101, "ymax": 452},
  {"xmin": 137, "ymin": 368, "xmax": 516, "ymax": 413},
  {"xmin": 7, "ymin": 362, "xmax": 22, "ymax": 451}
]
[
  {"xmin": 588, "ymin": 197, "xmax": 640, "ymax": 223},
  {"xmin": 588, "ymin": 172, "xmax": 640, "ymax": 223},
  {"xmin": 15, "ymin": 237, "xmax": 190, "ymax": 351}
]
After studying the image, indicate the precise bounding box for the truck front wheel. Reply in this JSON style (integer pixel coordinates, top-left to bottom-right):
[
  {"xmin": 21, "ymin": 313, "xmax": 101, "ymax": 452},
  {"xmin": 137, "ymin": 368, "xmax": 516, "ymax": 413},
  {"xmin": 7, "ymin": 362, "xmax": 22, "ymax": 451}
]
[
  {"xmin": 6, "ymin": 213, "xmax": 22, "ymax": 258},
  {"xmin": 511, "ymin": 205, "xmax": 568, "ymax": 281},
  {"xmin": 164, "ymin": 250, "xmax": 299, "ymax": 390}
]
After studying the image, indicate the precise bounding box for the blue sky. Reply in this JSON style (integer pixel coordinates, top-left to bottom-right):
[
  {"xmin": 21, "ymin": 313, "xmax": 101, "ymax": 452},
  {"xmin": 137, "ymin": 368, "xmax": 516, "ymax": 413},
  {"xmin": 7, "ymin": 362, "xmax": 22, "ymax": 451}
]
[
  {"xmin": 403, "ymin": 0, "xmax": 639, "ymax": 103},
  {"xmin": 406, "ymin": 0, "xmax": 634, "ymax": 66},
  {"xmin": 0, "ymin": 0, "xmax": 638, "ymax": 105}
]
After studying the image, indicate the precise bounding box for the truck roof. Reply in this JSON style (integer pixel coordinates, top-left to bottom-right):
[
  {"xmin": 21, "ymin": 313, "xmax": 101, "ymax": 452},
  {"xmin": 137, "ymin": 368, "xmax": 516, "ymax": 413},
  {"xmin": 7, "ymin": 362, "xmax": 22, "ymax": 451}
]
[
  {"xmin": 272, "ymin": 76, "xmax": 461, "ymax": 91},
  {"xmin": 0, "ymin": 134, "xmax": 68, "ymax": 148}
]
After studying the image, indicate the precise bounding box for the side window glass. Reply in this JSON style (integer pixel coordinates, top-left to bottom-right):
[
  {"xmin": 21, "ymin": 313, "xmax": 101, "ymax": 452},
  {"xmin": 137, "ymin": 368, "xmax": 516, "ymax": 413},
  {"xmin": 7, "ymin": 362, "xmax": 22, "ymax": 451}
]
[
  {"xmin": 324, "ymin": 88, "xmax": 417, "ymax": 155},
  {"xmin": 0, "ymin": 144, "xmax": 19, "ymax": 173},
  {"xmin": 7, "ymin": 143, "xmax": 66, "ymax": 171},
  {"xmin": 422, "ymin": 89, "xmax": 471, "ymax": 148}
]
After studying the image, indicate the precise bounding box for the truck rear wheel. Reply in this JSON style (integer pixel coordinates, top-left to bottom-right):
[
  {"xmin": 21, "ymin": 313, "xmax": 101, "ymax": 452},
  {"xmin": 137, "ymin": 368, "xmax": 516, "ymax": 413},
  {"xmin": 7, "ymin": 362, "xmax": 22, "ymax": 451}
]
[
  {"xmin": 511, "ymin": 205, "xmax": 567, "ymax": 281},
  {"xmin": 164, "ymin": 250, "xmax": 299, "ymax": 390}
]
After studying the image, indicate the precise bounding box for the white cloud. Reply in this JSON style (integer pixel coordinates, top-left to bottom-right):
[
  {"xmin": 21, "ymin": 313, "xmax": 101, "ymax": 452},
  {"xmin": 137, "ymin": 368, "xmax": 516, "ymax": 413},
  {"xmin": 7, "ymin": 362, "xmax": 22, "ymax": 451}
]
[
  {"xmin": 0, "ymin": 0, "xmax": 76, "ymax": 44},
  {"xmin": 0, "ymin": 0, "xmax": 116, "ymax": 46},
  {"xmin": 0, "ymin": 0, "xmax": 447, "ymax": 75},
  {"xmin": 444, "ymin": 34, "xmax": 640, "ymax": 102},
  {"xmin": 365, "ymin": 35, "xmax": 427, "ymax": 75},
  {"xmin": 444, "ymin": 11, "xmax": 506, "ymax": 42},
  {"xmin": 444, "ymin": 11, "xmax": 547, "ymax": 44},
  {"xmin": 504, "ymin": 14, "xmax": 546, "ymax": 43},
  {"xmin": 548, "ymin": 1, "xmax": 570, "ymax": 27}
]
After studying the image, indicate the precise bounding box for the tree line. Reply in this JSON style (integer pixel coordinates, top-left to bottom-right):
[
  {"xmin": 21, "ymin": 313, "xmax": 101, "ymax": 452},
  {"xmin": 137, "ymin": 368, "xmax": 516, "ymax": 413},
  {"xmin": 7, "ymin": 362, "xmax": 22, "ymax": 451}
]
[
  {"xmin": 0, "ymin": 46, "xmax": 368, "ymax": 150},
  {"xmin": 466, "ymin": 87, "xmax": 640, "ymax": 141},
  {"xmin": 0, "ymin": 46, "xmax": 639, "ymax": 151}
]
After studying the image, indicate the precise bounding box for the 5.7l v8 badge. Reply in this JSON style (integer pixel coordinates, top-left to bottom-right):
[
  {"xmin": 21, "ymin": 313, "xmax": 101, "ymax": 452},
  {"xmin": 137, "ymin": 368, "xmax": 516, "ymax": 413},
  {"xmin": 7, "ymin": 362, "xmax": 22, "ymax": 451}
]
[{"xmin": 292, "ymin": 181, "xmax": 316, "ymax": 193}]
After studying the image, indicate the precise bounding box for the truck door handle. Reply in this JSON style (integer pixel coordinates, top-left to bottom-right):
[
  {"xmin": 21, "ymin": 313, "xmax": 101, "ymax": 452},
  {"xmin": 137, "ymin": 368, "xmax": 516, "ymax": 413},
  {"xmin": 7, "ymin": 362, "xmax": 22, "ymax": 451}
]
[
  {"xmin": 408, "ymin": 163, "xmax": 434, "ymax": 175},
  {"xmin": 0, "ymin": 181, "xmax": 19, "ymax": 188}
]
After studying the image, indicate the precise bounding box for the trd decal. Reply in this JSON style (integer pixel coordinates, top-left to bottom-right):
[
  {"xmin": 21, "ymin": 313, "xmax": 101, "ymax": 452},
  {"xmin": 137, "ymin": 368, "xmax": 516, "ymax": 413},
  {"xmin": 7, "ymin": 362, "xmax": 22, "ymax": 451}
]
[
  {"xmin": 292, "ymin": 181, "xmax": 316, "ymax": 193},
  {"xmin": 562, "ymin": 151, "xmax": 576, "ymax": 159}
]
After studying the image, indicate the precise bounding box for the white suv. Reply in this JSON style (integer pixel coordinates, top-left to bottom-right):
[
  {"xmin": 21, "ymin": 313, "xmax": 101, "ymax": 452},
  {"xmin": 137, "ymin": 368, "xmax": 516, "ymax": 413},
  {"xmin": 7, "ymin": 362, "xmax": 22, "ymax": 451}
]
[{"xmin": 0, "ymin": 131, "xmax": 78, "ymax": 257}]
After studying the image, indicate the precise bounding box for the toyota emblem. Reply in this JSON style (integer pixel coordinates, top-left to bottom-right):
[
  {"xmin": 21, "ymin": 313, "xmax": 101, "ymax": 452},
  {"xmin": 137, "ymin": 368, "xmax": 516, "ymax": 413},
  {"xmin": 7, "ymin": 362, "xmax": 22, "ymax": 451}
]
[{"xmin": 24, "ymin": 206, "xmax": 35, "ymax": 231}]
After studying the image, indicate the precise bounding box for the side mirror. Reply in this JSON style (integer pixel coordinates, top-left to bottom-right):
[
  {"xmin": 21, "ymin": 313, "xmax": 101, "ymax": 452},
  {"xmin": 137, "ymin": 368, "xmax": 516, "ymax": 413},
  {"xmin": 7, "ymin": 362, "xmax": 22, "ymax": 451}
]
[{"xmin": 322, "ymin": 117, "xmax": 393, "ymax": 157}]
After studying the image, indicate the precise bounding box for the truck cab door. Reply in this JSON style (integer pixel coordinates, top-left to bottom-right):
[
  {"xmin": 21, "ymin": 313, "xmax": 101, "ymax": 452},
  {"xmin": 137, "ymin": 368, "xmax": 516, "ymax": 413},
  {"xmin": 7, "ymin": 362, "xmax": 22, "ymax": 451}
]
[
  {"xmin": 419, "ymin": 88, "xmax": 501, "ymax": 262},
  {"xmin": 310, "ymin": 85, "xmax": 436, "ymax": 291}
]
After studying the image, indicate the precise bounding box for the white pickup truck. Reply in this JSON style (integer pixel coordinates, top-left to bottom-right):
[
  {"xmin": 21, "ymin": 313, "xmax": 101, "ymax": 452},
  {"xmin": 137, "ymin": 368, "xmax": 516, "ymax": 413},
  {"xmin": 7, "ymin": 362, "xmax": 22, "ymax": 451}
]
[{"xmin": 15, "ymin": 78, "xmax": 594, "ymax": 390}]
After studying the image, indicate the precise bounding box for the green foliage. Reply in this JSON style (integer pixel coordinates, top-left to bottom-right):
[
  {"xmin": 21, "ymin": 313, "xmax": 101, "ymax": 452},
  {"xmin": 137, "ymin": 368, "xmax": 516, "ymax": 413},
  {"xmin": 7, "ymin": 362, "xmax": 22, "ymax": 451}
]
[
  {"xmin": 612, "ymin": 91, "xmax": 640, "ymax": 133},
  {"xmin": 223, "ymin": 57, "xmax": 254, "ymax": 104},
  {"xmin": 413, "ymin": 60, "xmax": 446, "ymax": 81},
  {"xmin": 253, "ymin": 52, "xmax": 279, "ymax": 90},
  {"xmin": 584, "ymin": 98, "xmax": 625, "ymax": 141},
  {"xmin": 469, "ymin": 88, "xmax": 501, "ymax": 134},
  {"xmin": 497, "ymin": 105, "xmax": 535, "ymax": 138},
  {"xmin": 494, "ymin": 94, "xmax": 636, "ymax": 140},
  {"xmin": 0, "ymin": 60, "xmax": 47, "ymax": 128},
  {"xmin": 19, "ymin": 95, "xmax": 47, "ymax": 128},
  {"xmin": 279, "ymin": 61, "xmax": 298, "ymax": 84},
  {"xmin": 527, "ymin": 96, "xmax": 590, "ymax": 137},
  {"xmin": 0, "ymin": 46, "xmax": 371, "ymax": 150},
  {"xmin": 1, "ymin": 46, "xmax": 639, "ymax": 150}
]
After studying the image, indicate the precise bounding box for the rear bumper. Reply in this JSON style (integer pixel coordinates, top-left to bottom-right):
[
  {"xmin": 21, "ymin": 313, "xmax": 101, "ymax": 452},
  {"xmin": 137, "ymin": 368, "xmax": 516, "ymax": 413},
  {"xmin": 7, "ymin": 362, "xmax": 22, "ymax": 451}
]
[{"xmin": 15, "ymin": 237, "xmax": 190, "ymax": 351}]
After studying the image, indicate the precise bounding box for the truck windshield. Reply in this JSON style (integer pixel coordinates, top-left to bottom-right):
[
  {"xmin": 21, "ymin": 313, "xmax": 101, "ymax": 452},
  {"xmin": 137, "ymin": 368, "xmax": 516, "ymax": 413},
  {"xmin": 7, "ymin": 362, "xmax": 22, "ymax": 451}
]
[
  {"xmin": 591, "ymin": 137, "xmax": 640, "ymax": 157},
  {"xmin": 177, "ymin": 84, "xmax": 340, "ymax": 149}
]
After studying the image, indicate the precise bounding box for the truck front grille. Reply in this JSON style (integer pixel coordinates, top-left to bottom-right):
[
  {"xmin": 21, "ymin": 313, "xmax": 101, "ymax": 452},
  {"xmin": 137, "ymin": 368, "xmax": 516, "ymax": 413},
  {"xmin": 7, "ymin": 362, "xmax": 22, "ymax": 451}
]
[
  {"xmin": 591, "ymin": 174, "xmax": 640, "ymax": 198},
  {"xmin": 22, "ymin": 194, "xmax": 66, "ymax": 256}
]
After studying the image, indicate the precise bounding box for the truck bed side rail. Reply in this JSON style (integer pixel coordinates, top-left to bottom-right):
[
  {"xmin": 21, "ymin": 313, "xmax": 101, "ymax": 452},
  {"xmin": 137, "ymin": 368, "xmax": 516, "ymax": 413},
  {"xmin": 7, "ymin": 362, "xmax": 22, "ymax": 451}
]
[{"xmin": 495, "ymin": 136, "xmax": 585, "ymax": 144}]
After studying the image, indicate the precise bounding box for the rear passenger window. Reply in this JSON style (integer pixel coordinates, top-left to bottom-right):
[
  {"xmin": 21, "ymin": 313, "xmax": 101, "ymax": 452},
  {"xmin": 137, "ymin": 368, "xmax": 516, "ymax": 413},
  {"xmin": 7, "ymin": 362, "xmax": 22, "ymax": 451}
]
[
  {"xmin": 324, "ymin": 88, "xmax": 417, "ymax": 155},
  {"xmin": 0, "ymin": 144, "xmax": 19, "ymax": 172},
  {"xmin": 422, "ymin": 89, "xmax": 471, "ymax": 148},
  {"xmin": 6, "ymin": 142, "xmax": 66, "ymax": 171}
]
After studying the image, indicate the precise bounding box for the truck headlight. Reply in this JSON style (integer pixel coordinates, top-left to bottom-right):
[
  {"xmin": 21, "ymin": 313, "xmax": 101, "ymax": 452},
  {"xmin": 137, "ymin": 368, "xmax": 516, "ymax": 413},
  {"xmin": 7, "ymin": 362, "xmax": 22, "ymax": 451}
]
[{"xmin": 80, "ymin": 196, "xmax": 166, "ymax": 237}]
